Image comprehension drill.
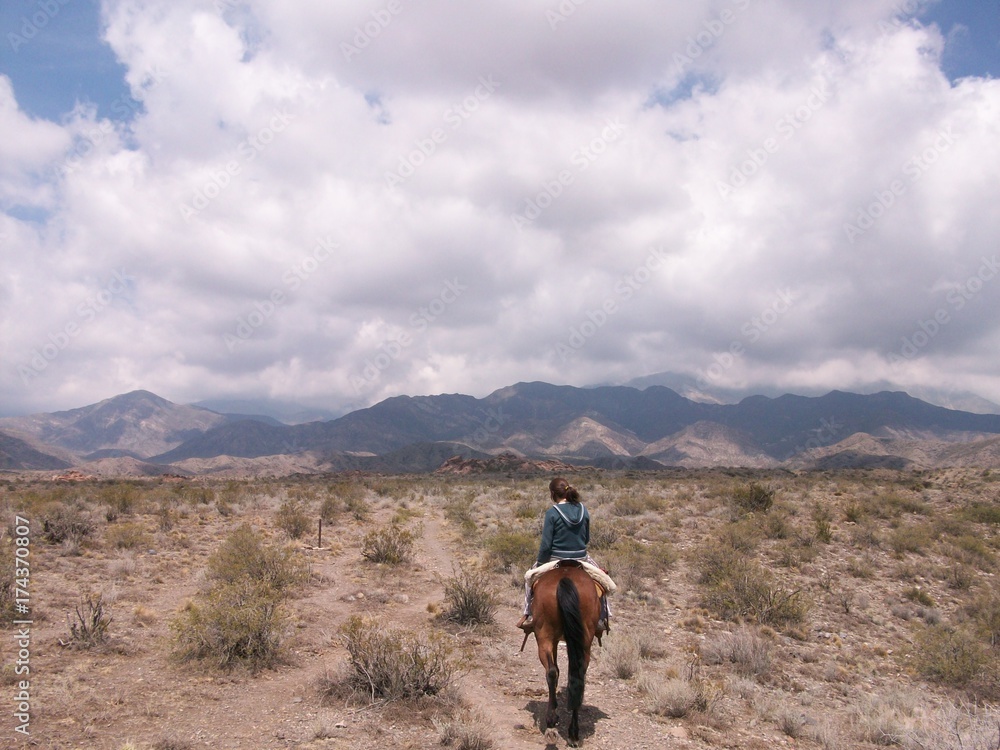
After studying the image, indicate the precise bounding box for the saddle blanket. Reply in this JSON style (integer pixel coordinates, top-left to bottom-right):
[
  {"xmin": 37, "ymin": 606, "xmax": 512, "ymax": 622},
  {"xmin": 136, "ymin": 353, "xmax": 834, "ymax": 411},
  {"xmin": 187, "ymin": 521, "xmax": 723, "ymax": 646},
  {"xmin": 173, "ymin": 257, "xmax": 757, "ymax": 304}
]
[{"xmin": 525, "ymin": 559, "xmax": 617, "ymax": 595}]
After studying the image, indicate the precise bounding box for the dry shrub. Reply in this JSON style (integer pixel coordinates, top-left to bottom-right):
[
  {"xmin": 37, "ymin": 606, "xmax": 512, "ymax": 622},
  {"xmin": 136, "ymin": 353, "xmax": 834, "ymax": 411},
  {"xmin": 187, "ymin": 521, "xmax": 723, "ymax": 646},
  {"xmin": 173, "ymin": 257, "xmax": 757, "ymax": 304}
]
[
  {"xmin": 61, "ymin": 593, "xmax": 112, "ymax": 649},
  {"xmin": 40, "ymin": 503, "xmax": 95, "ymax": 545},
  {"xmin": 172, "ymin": 579, "xmax": 285, "ymax": 671},
  {"xmin": 361, "ymin": 523, "xmax": 418, "ymax": 564},
  {"xmin": 442, "ymin": 567, "xmax": 498, "ymax": 626},
  {"xmin": 603, "ymin": 633, "xmax": 642, "ymax": 679},
  {"xmin": 777, "ymin": 708, "xmax": 809, "ymax": 738},
  {"xmin": 338, "ymin": 616, "xmax": 454, "ymax": 701},
  {"xmin": 901, "ymin": 701, "xmax": 1000, "ymax": 750},
  {"xmin": 588, "ymin": 521, "xmax": 623, "ymax": 550},
  {"xmin": 701, "ymin": 626, "xmax": 773, "ymax": 678},
  {"xmin": 105, "ymin": 521, "xmax": 150, "ymax": 550},
  {"xmin": 642, "ymin": 675, "xmax": 698, "ymax": 718},
  {"xmin": 854, "ymin": 692, "xmax": 920, "ymax": 746},
  {"xmin": 434, "ymin": 709, "xmax": 495, "ymax": 750}
]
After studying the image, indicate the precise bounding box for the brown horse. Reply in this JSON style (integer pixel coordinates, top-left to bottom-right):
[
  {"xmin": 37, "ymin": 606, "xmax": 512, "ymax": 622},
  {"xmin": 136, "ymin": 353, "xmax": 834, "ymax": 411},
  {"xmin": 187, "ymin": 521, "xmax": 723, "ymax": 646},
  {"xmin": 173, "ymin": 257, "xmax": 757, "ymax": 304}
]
[{"xmin": 528, "ymin": 561, "xmax": 601, "ymax": 743}]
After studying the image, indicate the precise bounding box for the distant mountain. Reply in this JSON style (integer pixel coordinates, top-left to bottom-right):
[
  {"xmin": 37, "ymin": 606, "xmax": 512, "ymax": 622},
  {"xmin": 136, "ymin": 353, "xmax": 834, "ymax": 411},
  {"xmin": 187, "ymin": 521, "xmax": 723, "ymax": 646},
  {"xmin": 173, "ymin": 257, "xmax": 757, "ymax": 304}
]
[
  {"xmin": 0, "ymin": 431, "xmax": 72, "ymax": 471},
  {"xmin": 148, "ymin": 382, "xmax": 1000, "ymax": 470},
  {"xmin": 640, "ymin": 421, "xmax": 778, "ymax": 468},
  {"xmin": 9, "ymin": 382, "xmax": 1000, "ymax": 475},
  {"xmin": 618, "ymin": 371, "xmax": 1000, "ymax": 415},
  {"xmin": 0, "ymin": 390, "xmax": 235, "ymax": 459},
  {"xmin": 192, "ymin": 397, "xmax": 340, "ymax": 425}
]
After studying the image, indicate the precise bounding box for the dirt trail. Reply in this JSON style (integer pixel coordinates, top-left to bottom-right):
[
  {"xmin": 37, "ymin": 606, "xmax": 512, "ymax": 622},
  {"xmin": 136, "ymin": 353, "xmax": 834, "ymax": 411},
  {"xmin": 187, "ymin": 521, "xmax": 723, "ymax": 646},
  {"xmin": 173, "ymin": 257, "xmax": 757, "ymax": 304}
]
[{"xmin": 26, "ymin": 499, "xmax": 684, "ymax": 748}]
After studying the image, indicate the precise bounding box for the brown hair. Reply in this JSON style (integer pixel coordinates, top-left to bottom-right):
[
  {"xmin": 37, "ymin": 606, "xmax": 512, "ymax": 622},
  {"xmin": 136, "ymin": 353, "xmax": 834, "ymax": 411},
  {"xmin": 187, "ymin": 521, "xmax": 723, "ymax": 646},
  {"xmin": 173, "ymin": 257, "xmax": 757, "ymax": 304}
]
[{"xmin": 549, "ymin": 476, "xmax": 580, "ymax": 504}]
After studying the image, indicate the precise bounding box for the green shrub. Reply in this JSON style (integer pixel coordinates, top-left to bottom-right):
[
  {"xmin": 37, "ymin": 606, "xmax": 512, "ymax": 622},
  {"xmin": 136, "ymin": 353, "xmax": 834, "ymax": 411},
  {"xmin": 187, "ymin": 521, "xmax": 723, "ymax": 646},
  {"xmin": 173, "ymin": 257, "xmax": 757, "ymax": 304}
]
[
  {"xmin": 605, "ymin": 538, "xmax": 676, "ymax": 592},
  {"xmin": 914, "ymin": 624, "xmax": 991, "ymax": 690},
  {"xmin": 100, "ymin": 483, "xmax": 139, "ymax": 517},
  {"xmin": 513, "ymin": 497, "xmax": 540, "ymax": 520},
  {"xmin": 0, "ymin": 540, "xmax": 16, "ymax": 625},
  {"xmin": 612, "ymin": 493, "xmax": 664, "ymax": 516},
  {"xmin": 339, "ymin": 616, "xmax": 454, "ymax": 700},
  {"xmin": 720, "ymin": 519, "xmax": 762, "ymax": 553},
  {"xmin": 361, "ymin": 524, "xmax": 417, "ymax": 565},
  {"xmin": 958, "ymin": 503, "xmax": 1000, "ymax": 525},
  {"xmin": 843, "ymin": 501, "xmax": 866, "ymax": 524},
  {"xmin": 443, "ymin": 496, "xmax": 475, "ymax": 537},
  {"xmin": 966, "ymin": 585, "xmax": 1000, "ymax": 647},
  {"xmin": 320, "ymin": 482, "xmax": 367, "ymax": 522},
  {"xmin": 484, "ymin": 530, "xmax": 535, "ymax": 573},
  {"xmin": 276, "ymin": 497, "xmax": 312, "ymax": 539},
  {"xmin": 206, "ymin": 524, "xmax": 309, "ymax": 594},
  {"xmin": 888, "ymin": 523, "xmax": 935, "ymax": 556},
  {"xmin": 696, "ymin": 547, "xmax": 807, "ymax": 626},
  {"xmin": 731, "ymin": 482, "xmax": 774, "ymax": 514},
  {"xmin": 903, "ymin": 586, "xmax": 935, "ymax": 607},
  {"xmin": 442, "ymin": 568, "xmax": 498, "ymax": 626},
  {"xmin": 181, "ymin": 485, "xmax": 215, "ymax": 505},
  {"xmin": 812, "ymin": 503, "xmax": 834, "ymax": 543},
  {"xmin": 946, "ymin": 534, "xmax": 995, "ymax": 568},
  {"xmin": 172, "ymin": 579, "xmax": 285, "ymax": 671}
]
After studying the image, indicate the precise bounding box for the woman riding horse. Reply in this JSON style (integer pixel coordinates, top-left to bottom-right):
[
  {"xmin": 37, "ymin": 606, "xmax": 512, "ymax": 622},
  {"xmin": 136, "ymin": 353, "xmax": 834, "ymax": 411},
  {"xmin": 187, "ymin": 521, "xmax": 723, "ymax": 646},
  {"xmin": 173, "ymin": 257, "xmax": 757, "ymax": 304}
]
[
  {"xmin": 517, "ymin": 477, "xmax": 610, "ymax": 634},
  {"xmin": 529, "ymin": 561, "xmax": 601, "ymax": 742}
]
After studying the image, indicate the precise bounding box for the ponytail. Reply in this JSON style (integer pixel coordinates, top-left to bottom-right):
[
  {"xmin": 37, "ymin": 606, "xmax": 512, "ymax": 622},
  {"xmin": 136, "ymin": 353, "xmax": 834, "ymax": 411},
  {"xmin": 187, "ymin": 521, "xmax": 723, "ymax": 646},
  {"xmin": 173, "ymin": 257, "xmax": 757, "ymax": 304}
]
[{"xmin": 549, "ymin": 476, "xmax": 581, "ymax": 504}]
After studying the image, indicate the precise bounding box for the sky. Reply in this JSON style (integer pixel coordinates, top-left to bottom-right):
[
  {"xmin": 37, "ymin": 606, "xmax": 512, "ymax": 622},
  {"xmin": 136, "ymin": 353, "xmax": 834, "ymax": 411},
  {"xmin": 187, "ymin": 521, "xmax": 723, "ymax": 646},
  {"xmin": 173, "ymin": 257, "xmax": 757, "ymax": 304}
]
[{"xmin": 1, "ymin": 0, "xmax": 999, "ymax": 417}]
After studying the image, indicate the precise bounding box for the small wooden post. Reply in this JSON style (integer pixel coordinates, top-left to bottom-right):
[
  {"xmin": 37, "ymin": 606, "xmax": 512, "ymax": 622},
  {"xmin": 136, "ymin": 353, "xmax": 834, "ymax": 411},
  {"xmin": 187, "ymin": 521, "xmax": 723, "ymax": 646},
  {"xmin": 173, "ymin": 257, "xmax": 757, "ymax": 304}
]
[{"xmin": 318, "ymin": 518, "xmax": 323, "ymax": 548}]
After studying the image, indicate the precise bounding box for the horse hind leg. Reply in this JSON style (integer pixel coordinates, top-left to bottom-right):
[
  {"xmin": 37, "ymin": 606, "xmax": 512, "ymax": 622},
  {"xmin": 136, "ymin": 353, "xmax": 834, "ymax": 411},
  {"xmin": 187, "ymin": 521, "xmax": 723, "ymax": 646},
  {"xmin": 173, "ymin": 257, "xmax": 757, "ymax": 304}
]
[{"xmin": 545, "ymin": 660, "xmax": 559, "ymax": 729}]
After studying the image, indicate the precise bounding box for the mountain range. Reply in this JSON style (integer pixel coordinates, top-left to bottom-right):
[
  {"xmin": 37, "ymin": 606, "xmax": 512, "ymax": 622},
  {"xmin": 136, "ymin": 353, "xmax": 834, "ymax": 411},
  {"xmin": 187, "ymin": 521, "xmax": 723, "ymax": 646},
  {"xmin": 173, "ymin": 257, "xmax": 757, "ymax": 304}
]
[{"xmin": 2, "ymin": 383, "xmax": 1000, "ymax": 476}]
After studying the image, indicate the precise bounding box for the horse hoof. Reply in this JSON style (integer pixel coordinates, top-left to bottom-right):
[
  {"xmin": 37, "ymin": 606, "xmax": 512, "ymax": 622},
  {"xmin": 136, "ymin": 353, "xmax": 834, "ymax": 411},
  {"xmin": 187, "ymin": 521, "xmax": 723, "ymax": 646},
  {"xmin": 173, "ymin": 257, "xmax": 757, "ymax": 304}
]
[{"xmin": 544, "ymin": 727, "xmax": 559, "ymax": 743}]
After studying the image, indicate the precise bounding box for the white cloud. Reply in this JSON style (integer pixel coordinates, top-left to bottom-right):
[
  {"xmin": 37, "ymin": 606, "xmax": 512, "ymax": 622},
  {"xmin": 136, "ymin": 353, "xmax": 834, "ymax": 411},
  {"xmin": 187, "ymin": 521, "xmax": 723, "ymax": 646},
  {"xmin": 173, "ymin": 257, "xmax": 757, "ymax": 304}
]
[{"xmin": 2, "ymin": 0, "xmax": 999, "ymax": 415}]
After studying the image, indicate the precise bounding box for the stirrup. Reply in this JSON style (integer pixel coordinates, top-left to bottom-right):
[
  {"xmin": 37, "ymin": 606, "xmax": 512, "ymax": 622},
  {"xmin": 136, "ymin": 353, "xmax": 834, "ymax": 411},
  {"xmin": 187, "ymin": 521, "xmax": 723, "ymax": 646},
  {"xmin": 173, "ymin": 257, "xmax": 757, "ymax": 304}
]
[
  {"xmin": 517, "ymin": 615, "xmax": 534, "ymax": 633},
  {"xmin": 597, "ymin": 617, "xmax": 610, "ymax": 635}
]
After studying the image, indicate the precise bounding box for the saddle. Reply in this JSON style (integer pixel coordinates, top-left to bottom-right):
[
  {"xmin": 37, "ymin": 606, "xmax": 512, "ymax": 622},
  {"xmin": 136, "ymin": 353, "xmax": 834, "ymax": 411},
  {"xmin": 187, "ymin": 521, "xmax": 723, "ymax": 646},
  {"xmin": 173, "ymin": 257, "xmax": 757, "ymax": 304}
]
[
  {"xmin": 519, "ymin": 559, "xmax": 615, "ymax": 652},
  {"xmin": 525, "ymin": 558, "xmax": 617, "ymax": 597}
]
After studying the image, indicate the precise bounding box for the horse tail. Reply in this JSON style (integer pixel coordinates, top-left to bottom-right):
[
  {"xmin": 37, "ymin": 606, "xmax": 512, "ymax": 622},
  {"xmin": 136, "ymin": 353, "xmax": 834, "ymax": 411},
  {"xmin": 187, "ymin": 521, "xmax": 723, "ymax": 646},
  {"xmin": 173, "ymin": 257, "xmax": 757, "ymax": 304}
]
[{"xmin": 557, "ymin": 576, "xmax": 586, "ymax": 711}]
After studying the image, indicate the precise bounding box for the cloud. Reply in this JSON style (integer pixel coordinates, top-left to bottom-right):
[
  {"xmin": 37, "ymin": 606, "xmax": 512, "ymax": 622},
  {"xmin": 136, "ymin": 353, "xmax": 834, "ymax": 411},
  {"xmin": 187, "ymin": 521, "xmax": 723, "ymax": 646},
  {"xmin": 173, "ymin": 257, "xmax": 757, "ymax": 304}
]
[{"xmin": 1, "ymin": 0, "xmax": 999, "ymax": 415}]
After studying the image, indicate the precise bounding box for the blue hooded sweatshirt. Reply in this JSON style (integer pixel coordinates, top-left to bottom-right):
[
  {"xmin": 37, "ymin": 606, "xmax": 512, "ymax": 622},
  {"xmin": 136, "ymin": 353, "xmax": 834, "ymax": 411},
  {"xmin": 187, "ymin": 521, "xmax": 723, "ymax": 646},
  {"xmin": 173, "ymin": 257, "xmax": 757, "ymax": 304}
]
[{"xmin": 536, "ymin": 501, "xmax": 590, "ymax": 564}]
